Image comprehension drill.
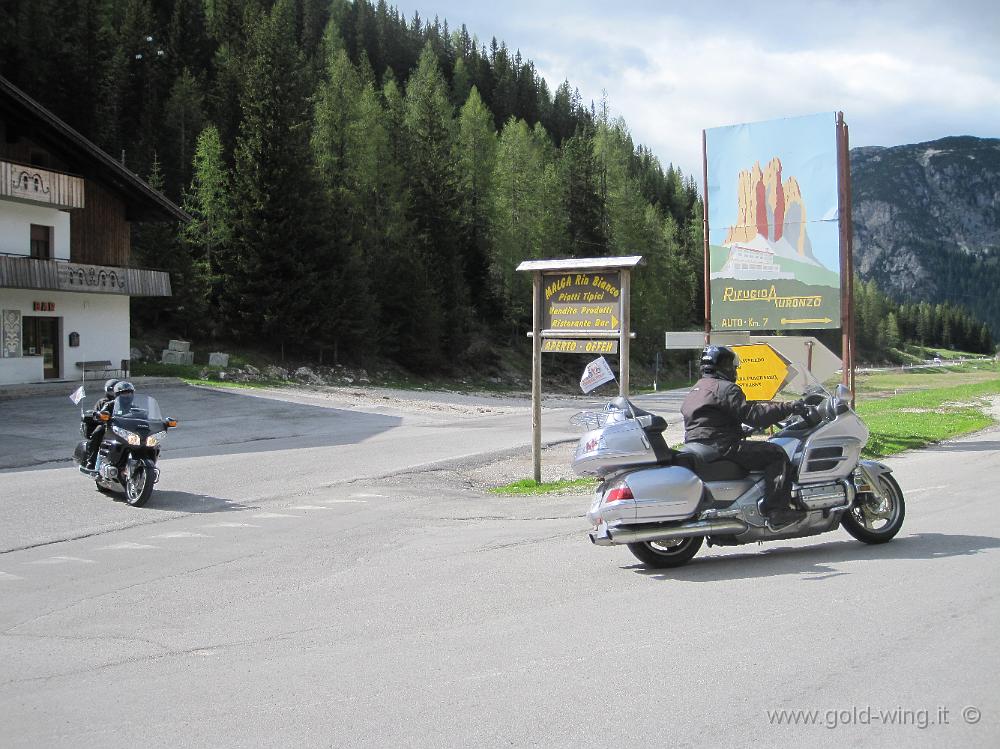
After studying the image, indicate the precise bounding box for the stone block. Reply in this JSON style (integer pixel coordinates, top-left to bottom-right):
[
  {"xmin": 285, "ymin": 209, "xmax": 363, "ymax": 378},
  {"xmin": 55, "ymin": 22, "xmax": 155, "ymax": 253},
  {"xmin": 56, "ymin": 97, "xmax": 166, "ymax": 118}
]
[
  {"xmin": 167, "ymin": 339, "xmax": 191, "ymax": 353},
  {"xmin": 161, "ymin": 349, "xmax": 195, "ymax": 365},
  {"xmin": 208, "ymin": 352, "xmax": 230, "ymax": 367}
]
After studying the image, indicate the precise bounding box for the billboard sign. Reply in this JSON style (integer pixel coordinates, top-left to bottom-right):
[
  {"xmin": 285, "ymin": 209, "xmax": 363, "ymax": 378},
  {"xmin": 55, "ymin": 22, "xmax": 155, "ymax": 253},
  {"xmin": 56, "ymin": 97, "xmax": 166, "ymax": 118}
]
[{"xmin": 705, "ymin": 112, "xmax": 842, "ymax": 331}]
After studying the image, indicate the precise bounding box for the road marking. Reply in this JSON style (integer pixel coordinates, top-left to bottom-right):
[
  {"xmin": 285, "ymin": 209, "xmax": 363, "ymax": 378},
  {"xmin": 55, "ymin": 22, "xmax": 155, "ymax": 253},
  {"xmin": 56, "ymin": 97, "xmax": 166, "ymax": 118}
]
[
  {"xmin": 253, "ymin": 513, "xmax": 299, "ymax": 519},
  {"xmin": 149, "ymin": 532, "xmax": 211, "ymax": 539},
  {"xmin": 350, "ymin": 493, "xmax": 384, "ymax": 499},
  {"xmin": 905, "ymin": 485, "xmax": 947, "ymax": 495},
  {"xmin": 1, "ymin": 571, "xmax": 24, "ymax": 580},
  {"xmin": 292, "ymin": 505, "xmax": 331, "ymax": 510},
  {"xmin": 23, "ymin": 555, "xmax": 98, "ymax": 565},
  {"xmin": 202, "ymin": 522, "xmax": 261, "ymax": 528},
  {"xmin": 98, "ymin": 542, "xmax": 159, "ymax": 550},
  {"xmin": 321, "ymin": 499, "xmax": 367, "ymax": 504}
]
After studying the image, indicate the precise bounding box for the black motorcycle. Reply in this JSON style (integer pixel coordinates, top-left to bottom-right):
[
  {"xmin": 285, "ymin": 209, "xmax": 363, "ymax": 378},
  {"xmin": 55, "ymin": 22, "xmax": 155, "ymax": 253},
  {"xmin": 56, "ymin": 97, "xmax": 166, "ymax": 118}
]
[{"xmin": 74, "ymin": 393, "xmax": 178, "ymax": 506}]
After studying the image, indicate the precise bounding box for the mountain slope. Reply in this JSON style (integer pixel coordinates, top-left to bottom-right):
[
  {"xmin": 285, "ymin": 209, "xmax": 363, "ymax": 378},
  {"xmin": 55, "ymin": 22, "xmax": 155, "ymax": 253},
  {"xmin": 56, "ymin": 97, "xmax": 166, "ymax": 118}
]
[{"xmin": 850, "ymin": 136, "xmax": 1000, "ymax": 334}]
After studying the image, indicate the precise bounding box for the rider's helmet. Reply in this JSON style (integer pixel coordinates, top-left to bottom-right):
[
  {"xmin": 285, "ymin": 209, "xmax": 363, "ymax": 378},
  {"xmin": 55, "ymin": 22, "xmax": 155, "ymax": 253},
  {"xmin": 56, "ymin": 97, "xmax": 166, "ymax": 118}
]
[
  {"xmin": 112, "ymin": 380, "xmax": 135, "ymax": 398},
  {"xmin": 103, "ymin": 378, "xmax": 119, "ymax": 399},
  {"xmin": 700, "ymin": 345, "xmax": 740, "ymax": 382}
]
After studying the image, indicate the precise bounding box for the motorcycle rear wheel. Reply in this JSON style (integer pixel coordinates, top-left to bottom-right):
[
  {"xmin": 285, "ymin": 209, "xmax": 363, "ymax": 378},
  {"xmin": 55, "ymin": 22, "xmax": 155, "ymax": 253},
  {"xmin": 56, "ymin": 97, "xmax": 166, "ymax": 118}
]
[
  {"xmin": 842, "ymin": 474, "xmax": 905, "ymax": 544},
  {"xmin": 124, "ymin": 459, "xmax": 155, "ymax": 507},
  {"xmin": 627, "ymin": 536, "xmax": 703, "ymax": 568}
]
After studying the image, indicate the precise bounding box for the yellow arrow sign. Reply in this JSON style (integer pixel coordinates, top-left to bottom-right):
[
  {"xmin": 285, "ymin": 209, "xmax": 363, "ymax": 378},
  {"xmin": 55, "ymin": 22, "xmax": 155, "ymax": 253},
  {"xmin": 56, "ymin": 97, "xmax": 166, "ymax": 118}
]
[{"xmin": 732, "ymin": 343, "xmax": 792, "ymax": 401}]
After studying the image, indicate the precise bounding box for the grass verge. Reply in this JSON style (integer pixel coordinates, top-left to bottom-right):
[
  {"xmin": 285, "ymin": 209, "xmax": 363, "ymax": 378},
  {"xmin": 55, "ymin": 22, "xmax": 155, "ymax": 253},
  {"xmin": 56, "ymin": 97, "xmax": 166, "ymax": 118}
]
[
  {"xmin": 858, "ymin": 380, "xmax": 1000, "ymax": 457},
  {"xmin": 489, "ymin": 478, "xmax": 597, "ymax": 496}
]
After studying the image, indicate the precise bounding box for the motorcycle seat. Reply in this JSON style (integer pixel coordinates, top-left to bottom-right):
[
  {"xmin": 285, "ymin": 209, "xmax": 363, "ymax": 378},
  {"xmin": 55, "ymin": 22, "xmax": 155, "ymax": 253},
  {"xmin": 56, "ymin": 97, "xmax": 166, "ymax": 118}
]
[{"xmin": 675, "ymin": 442, "xmax": 748, "ymax": 481}]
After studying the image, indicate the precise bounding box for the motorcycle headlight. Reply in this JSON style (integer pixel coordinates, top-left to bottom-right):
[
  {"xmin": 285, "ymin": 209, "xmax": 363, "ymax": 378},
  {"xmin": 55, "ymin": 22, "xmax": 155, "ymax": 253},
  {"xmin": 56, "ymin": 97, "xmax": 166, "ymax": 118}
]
[
  {"xmin": 146, "ymin": 430, "xmax": 167, "ymax": 447},
  {"xmin": 112, "ymin": 425, "xmax": 141, "ymax": 446}
]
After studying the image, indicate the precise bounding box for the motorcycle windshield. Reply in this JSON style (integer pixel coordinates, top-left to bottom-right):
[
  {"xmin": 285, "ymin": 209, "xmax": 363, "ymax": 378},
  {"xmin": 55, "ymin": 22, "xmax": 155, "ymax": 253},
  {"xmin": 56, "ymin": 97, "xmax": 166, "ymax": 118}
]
[
  {"xmin": 796, "ymin": 370, "xmax": 853, "ymax": 402},
  {"xmin": 113, "ymin": 394, "xmax": 163, "ymax": 421}
]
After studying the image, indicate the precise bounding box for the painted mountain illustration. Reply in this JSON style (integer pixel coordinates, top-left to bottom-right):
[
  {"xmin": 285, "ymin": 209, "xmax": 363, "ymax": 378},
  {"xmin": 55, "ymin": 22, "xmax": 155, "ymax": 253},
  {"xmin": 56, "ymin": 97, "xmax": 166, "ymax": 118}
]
[{"xmin": 716, "ymin": 157, "xmax": 828, "ymax": 280}]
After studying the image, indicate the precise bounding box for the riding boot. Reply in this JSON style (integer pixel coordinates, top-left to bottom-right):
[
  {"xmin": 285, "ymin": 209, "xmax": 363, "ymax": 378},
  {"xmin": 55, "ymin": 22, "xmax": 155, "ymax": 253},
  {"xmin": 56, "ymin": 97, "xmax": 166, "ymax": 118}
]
[{"xmin": 758, "ymin": 498, "xmax": 805, "ymax": 528}]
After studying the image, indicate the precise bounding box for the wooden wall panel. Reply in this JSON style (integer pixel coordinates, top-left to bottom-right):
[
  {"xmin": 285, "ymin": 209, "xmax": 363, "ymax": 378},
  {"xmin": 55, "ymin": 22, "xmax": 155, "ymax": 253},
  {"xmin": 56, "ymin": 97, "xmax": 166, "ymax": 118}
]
[{"xmin": 70, "ymin": 180, "xmax": 130, "ymax": 266}]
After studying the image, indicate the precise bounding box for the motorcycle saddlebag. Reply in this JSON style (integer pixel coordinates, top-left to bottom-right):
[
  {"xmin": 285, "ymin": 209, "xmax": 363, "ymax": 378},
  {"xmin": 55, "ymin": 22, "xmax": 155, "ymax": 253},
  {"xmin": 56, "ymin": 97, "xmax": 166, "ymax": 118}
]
[{"xmin": 73, "ymin": 439, "xmax": 89, "ymax": 465}]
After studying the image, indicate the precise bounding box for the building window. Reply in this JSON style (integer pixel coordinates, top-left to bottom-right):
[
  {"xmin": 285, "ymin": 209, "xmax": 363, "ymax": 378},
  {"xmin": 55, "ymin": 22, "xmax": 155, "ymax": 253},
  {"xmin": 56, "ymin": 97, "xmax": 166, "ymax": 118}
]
[{"xmin": 30, "ymin": 224, "xmax": 52, "ymax": 260}]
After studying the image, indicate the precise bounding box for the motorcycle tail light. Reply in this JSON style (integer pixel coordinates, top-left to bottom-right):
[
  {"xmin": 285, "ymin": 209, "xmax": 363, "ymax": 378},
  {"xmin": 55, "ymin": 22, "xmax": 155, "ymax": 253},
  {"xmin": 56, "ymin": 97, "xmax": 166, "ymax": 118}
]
[{"xmin": 605, "ymin": 485, "xmax": 634, "ymax": 503}]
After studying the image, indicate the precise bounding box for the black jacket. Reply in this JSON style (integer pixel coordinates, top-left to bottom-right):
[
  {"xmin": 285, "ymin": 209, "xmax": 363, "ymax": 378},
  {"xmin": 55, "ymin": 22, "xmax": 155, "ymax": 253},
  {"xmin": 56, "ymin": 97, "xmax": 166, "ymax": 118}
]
[{"xmin": 681, "ymin": 373, "xmax": 794, "ymax": 447}]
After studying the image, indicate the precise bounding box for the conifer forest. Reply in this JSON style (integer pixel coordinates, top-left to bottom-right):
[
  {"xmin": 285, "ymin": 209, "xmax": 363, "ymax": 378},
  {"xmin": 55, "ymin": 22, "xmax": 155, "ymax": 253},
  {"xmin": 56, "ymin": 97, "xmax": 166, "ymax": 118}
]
[{"xmin": 1, "ymin": 0, "xmax": 991, "ymax": 371}]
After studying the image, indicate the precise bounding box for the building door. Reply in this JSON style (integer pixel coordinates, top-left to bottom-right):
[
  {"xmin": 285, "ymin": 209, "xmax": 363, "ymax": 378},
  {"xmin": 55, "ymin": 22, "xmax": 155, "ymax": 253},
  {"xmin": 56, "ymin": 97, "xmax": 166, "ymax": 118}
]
[{"xmin": 22, "ymin": 317, "xmax": 61, "ymax": 379}]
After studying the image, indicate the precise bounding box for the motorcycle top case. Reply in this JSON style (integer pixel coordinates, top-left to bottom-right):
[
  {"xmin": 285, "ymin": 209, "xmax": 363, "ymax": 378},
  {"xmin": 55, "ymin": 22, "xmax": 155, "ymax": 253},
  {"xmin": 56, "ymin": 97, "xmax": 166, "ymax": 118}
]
[{"xmin": 573, "ymin": 418, "xmax": 661, "ymax": 477}]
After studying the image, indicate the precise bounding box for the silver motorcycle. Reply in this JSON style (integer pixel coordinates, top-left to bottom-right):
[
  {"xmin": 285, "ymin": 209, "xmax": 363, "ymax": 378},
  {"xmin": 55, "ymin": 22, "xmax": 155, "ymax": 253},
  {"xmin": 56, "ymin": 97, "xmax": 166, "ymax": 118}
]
[{"xmin": 573, "ymin": 381, "xmax": 905, "ymax": 568}]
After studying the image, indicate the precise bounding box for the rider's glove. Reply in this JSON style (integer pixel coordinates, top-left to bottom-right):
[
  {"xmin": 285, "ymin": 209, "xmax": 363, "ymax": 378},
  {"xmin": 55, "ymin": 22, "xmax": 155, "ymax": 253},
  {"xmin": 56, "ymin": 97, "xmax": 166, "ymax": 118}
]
[{"xmin": 791, "ymin": 400, "xmax": 809, "ymax": 416}]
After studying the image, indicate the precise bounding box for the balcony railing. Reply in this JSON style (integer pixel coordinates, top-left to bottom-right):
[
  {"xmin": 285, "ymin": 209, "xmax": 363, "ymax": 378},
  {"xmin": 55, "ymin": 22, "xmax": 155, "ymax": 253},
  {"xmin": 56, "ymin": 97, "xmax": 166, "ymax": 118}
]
[
  {"xmin": 0, "ymin": 255, "xmax": 171, "ymax": 296},
  {"xmin": 1, "ymin": 159, "xmax": 85, "ymax": 209}
]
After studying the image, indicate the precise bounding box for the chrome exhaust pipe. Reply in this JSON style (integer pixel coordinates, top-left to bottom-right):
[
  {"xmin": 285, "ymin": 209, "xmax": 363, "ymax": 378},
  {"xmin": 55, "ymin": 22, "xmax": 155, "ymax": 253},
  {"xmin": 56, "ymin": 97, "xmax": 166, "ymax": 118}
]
[{"xmin": 605, "ymin": 519, "xmax": 748, "ymax": 545}]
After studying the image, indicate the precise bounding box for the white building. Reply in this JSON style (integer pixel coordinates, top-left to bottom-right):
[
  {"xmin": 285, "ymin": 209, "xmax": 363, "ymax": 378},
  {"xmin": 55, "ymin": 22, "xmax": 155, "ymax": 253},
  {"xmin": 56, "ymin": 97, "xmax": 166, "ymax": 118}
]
[
  {"xmin": 0, "ymin": 76, "xmax": 186, "ymax": 385},
  {"xmin": 712, "ymin": 243, "xmax": 795, "ymax": 281}
]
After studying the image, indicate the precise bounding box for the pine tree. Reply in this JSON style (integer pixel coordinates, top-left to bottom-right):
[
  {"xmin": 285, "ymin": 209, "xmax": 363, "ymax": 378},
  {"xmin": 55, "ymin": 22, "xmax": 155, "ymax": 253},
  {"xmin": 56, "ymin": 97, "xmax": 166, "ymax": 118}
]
[
  {"xmin": 228, "ymin": 0, "xmax": 326, "ymax": 358},
  {"xmin": 163, "ymin": 68, "xmax": 205, "ymax": 197},
  {"xmin": 182, "ymin": 124, "xmax": 231, "ymax": 327},
  {"xmin": 402, "ymin": 43, "xmax": 469, "ymax": 366},
  {"xmin": 561, "ymin": 129, "xmax": 608, "ymax": 257},
  {"xmin": 454, "ymin": 87, "xmax": 498, "ymax": 323},
  {"xmin": 372, "ymin": 73, "xmax": 443, "ymax": 366},
  {"xmin": 491, "ymin": 117, "xmax": 549, "ymax": 331},
  {"xmin": 132, "ymin": 155, "xmax": 209, "ymax": 338}
]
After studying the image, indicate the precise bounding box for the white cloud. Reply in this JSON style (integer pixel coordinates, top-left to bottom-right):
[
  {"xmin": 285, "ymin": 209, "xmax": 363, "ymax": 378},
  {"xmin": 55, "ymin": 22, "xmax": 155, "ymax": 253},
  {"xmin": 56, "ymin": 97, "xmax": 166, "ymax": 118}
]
[
  {"xmin": 529, "ymin": 11, "xmax": 1000, "ymax": 178},
  {"xmin": 397, "ymin": 1, "xmax": 1000, "ymax": 178}
]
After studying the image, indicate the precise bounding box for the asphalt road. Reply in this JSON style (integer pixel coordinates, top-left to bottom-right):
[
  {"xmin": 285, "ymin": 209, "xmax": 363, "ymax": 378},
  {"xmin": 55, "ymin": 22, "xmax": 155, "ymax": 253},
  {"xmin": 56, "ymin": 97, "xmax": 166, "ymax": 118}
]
[{"xmin": 0, "ymin": 383, "xmax": 996, "ymax": 747}]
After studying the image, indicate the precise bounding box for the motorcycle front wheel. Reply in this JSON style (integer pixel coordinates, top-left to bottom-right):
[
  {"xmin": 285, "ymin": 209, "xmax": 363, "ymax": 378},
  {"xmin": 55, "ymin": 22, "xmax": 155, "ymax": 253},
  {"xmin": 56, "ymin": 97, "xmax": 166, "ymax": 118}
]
[
  {"xmin": 124, "ymin": 458, "xmax": 155, "ymax": 507},
  {"xmin": 842, "ymin": 474, "xmax": 905, "ymax": 544},
  {"xmin": 627, "ymin": 536, "xmax": 703, "ymax": 568}
]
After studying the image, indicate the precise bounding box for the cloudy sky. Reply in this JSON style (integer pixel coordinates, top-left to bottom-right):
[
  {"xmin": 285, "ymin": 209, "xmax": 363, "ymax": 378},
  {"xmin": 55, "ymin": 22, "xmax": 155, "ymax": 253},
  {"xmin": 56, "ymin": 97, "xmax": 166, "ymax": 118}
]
[{"xmin": 395, "ymin": 0, "xmax": 999, "ymax": 180}]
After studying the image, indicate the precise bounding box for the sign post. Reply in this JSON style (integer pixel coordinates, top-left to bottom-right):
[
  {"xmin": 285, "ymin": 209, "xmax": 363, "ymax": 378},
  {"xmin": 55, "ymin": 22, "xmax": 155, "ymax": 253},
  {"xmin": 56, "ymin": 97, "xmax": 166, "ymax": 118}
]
[
  {"xmin": 517, "ymin": 256, "xmax": 643, "ymax": 482},
  {"xmin": 531, "ymin": 271, "xmax": 543, "ymax": 483}
]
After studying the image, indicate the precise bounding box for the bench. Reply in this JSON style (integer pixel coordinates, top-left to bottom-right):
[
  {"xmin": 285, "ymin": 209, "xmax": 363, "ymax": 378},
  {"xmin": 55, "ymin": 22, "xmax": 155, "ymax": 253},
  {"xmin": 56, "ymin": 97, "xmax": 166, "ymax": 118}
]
[{"xmin": 75, "ymin": 359, "xmax": 130, "ymax": 378}]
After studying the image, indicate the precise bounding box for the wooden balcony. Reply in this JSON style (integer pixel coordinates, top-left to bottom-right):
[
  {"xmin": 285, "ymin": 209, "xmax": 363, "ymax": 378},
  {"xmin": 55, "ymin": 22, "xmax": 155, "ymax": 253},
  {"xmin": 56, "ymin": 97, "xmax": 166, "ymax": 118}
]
[
  {"xmin": 0, "ymin": 255, "xmax": 171, "ymax": 296},
  {"xmin": 1, "ymin": 159, "xmax": 85, "ymax": 209}
]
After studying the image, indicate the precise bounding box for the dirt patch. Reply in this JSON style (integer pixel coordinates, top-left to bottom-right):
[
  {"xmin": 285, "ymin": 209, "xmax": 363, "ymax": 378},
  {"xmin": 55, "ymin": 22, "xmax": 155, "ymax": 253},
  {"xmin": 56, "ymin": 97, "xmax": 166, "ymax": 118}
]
[{"xmin": 461, "ymin": 441, "xmax": 584, "ymax": 492}]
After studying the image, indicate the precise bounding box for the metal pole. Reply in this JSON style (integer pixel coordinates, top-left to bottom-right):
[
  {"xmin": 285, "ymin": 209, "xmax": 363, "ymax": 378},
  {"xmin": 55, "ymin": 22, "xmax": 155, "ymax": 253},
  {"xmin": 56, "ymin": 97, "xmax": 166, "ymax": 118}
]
[
  {"xmin": 836, "ymin": 112, "xmax": 854, "ymax": 398},
  {"xmin": 844, "ymin": 122, "xmax": 857, "ymax": 401},
  {"xmin": 620, "ymin": 269, "xmax": 631, "ymax": 396},
  {"xmin": 531, "ymin": 271, "xmax": 543, "ymax": 483},
  {"xmin": 702, "ymin": 129, "xmax": 712, "ymax": 345}
]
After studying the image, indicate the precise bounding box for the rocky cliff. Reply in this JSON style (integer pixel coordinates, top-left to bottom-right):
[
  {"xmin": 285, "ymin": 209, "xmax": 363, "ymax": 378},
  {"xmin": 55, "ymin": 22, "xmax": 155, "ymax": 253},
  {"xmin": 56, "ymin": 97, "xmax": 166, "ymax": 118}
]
[
  {"xmin": 851, "ymin": 136, "xmax": 1000, "ymax": 334},
  {"xmin": 723, "ymin": 156, "xmax": 815, "ymax": 261}
]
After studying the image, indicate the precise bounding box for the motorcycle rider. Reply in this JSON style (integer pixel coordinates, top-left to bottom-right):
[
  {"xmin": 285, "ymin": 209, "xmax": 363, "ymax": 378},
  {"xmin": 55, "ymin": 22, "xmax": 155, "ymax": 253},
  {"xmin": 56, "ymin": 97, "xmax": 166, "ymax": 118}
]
[
  {"xmin": 681, "ymin": 345, "xmax": 809, "ymax": 527},
  {"xmin": 84, "ymin": 379, "xmax": 118, "ymax": 469},
  {"xmin": 110, "ymin": 380, "xmax": 135, "ymax": 402}
]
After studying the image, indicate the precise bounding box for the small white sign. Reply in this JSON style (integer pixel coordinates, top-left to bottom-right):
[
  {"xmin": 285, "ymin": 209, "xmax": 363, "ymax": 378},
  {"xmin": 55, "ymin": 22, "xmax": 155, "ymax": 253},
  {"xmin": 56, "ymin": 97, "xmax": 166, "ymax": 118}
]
[{"xmin": 580, "ymin": 356, "xmax": 616, "ymax": 393}]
